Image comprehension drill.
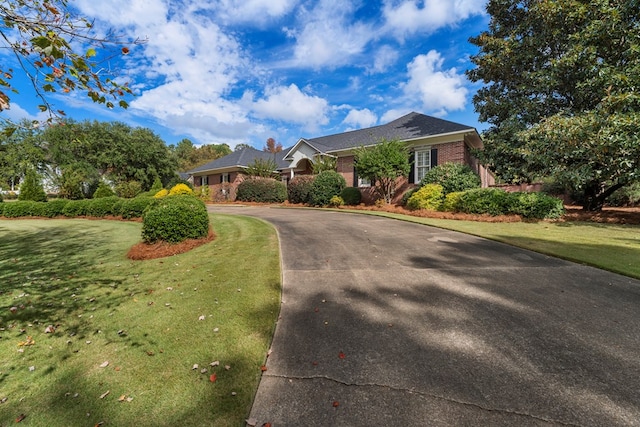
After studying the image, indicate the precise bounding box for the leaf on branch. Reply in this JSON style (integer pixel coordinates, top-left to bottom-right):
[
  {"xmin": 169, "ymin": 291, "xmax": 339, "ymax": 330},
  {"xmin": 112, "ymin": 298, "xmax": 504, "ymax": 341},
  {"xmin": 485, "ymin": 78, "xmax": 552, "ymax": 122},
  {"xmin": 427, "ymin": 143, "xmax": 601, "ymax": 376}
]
[
  {"xmin": 86, "ymin": 48, "xmax": 97, "ymax": 58},
  {"xmin": 37, "ymin": 105, "xmax": 48, "ymax": 112}
]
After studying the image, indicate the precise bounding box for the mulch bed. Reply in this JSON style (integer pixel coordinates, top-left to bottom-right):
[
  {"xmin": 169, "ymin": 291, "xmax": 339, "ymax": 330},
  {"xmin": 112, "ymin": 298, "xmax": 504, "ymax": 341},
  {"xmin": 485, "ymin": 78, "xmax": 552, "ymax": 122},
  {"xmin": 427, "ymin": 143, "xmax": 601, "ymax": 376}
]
[{"xmin": 127, "ymin": 228, "xmax": 216, "ymax": 260}]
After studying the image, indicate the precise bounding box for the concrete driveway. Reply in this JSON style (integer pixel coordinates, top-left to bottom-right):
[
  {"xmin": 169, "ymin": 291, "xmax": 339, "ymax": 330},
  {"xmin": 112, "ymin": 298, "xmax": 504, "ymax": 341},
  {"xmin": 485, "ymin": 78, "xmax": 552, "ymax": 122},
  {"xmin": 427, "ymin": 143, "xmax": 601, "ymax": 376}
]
[{"xmin": 209, "ymin": 206, "xmax": 640, "ymax": 426}]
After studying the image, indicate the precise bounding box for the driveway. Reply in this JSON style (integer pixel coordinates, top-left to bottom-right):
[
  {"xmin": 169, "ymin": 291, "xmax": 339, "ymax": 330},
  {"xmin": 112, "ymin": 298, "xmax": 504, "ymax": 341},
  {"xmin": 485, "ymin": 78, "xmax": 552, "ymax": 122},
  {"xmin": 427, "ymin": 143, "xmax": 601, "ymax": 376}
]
[{"xmin": 209, "ymin": 206, "xmax": 640, "ymax": 426}]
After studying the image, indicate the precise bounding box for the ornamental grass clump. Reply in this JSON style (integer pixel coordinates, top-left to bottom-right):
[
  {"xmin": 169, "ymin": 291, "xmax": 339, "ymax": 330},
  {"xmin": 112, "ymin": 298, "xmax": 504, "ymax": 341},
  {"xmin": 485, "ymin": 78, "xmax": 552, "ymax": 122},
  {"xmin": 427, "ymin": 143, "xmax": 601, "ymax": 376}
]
[{"xmin": 142, "ymin": 194, "xmax": 209, "ymax": 243}]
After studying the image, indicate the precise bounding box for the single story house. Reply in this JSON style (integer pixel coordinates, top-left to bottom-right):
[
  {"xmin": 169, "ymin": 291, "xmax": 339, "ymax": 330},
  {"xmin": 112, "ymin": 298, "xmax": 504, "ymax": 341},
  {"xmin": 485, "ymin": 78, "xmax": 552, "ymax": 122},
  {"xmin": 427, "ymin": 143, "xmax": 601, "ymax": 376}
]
[{"xmin": 188, "ymin": 112, "xmax": 494, "ymax": 203}]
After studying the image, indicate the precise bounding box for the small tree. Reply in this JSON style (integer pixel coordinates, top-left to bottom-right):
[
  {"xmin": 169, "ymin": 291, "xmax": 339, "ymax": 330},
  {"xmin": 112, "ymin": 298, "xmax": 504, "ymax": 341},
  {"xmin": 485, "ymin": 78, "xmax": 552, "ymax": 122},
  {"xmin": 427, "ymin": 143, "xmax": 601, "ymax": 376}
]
[
  {"xmin": 421, "ymin": 162, "xmax": 481, "ymax": 194},
  {"xmin": 312, "ymin": 155, "xmax": 337, "ymax": 174},
  {"xmin": 245, "ymin": 158, "xmax": 279, "ymax": 179},
  {"xmin": 354, "ymin": 139, "xmax": 411, "ymax": 204},
  {"xmin": 19, "ymin": 169, "xmax": 47, "ymax": 202}
]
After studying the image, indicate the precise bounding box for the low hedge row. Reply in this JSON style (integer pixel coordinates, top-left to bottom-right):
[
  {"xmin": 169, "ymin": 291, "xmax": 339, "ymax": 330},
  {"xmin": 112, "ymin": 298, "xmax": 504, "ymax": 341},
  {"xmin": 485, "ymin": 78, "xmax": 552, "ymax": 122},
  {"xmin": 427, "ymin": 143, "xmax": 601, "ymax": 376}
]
[
  {"xmin": 407, "ymin": 187, "xmax": 564, "ymax": 219},
  {"xmin": 0, "ymin": 196, "xmax": 155, "ymax": 219},
  {"xmin": 237, "ymin": 177, "xmax": 287, "ymax": 203}
]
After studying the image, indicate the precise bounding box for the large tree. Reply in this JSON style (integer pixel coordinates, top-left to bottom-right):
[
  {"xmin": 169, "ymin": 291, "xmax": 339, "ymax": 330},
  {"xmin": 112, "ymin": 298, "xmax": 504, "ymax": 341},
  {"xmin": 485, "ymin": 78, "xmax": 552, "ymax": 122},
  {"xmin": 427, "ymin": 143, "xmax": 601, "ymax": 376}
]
[
  {"xmin": 170, "ymin": 138, "xmax": 231, "ymax": 171},
  {"xmin": 468, "ymin": 0, "xmax": 640, "ymax": 210},
  {"xmin": 0, "ymin": 0, "xmax": 140, "ymax": 130}
]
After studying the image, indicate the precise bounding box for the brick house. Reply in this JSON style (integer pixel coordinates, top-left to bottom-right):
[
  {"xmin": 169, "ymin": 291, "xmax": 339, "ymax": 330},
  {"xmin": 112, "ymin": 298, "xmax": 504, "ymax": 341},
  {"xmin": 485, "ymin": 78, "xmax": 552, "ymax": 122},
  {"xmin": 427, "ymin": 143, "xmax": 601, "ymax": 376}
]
[{"xmin": 188, "ymin": 112, "xmax": 494, "ymax": 203}]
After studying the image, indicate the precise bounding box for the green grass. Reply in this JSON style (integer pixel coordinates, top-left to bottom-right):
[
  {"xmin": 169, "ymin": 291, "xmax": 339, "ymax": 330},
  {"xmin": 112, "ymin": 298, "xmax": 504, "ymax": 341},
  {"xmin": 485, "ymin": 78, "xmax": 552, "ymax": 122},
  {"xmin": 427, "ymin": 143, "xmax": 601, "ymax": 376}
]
[
  {"xmin": 0, "ymin": 214, "xmax": 280, "ymax": 427},
  {"xmin": 339, "ymin": 209, "xmax": 640, "ymax": 279}
]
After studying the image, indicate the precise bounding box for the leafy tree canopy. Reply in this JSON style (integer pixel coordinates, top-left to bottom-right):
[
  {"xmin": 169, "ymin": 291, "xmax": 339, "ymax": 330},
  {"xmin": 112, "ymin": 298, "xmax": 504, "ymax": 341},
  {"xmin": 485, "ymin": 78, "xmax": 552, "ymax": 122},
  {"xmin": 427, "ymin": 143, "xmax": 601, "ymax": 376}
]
[
  {"xmin": 170, "ymin": 138, "xmax": 231, "ymax": 171},
  {"xmin": 468, "ymin": 0, "xmax": 640, "ymax": 210},
  {"xmin": 0, "ymin": 0, "xmax": 142, "ymax": 134},
  {"xmin": 354, "ymin": 139, "xmax": 410, "ymax": 204}
]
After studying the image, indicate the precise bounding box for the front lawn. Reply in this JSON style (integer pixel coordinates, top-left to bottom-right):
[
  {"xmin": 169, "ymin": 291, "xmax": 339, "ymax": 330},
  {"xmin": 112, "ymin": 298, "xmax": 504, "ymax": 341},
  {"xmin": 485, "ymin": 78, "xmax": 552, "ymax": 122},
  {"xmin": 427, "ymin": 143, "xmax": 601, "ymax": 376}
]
[
  {"xmin": 0, "ymin": 214, "xmax": 280, "ymax": 427},
  {"xmin": 341, "ymin": 209, "xmax": 640, "ymax": 279}
]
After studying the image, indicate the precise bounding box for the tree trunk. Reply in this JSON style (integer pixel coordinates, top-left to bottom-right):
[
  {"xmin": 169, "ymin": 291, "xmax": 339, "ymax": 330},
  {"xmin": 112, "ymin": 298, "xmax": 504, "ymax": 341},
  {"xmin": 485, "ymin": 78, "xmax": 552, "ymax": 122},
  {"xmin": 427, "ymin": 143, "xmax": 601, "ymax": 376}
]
[{"xmin": 582, "ymin": 181, "xmax": 625, "ymax": 211}]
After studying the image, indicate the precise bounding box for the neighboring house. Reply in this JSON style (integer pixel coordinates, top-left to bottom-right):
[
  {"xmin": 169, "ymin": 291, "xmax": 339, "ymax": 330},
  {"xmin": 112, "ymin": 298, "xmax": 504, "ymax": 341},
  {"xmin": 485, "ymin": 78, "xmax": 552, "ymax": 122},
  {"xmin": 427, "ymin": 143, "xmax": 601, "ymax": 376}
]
[{"xmin": 188, "ymin": 112, "xmax": 494, "ymax": 203}]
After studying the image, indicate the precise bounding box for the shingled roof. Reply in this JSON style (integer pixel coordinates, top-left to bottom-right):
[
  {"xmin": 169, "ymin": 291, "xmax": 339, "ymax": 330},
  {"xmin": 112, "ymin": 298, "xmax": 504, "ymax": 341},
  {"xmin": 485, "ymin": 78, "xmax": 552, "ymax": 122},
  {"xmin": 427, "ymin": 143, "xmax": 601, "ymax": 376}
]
[
  {"xmin": 304, "ymin": 112, "xmax": 474, "ymax": 153},
  {"xmin": 188, "ymin": 146, "xmax": 289, "ymax": 174}
]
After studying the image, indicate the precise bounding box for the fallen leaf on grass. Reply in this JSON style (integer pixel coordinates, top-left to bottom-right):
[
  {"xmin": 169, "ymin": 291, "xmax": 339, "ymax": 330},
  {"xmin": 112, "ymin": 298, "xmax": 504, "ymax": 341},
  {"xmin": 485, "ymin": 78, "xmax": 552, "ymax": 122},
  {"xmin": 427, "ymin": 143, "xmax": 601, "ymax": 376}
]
[
  {"xmin": 16, "ymin": 414, "xmax": 26, "ymax": 422},
  {"xmin": 210, "ymin": 361, "xmax": 220, "ymax": 367},
  {"xmin": 198, "ymin": 315, "xmax": 205, "ymax": 321},
  {"xmin": 44, "ymin": 325, "xmax": 55, "ymax": 334},
  {"xmin": 99, "ymin": 361, "xmax": 109, "ymax": 368},
  {"xmin": 99, "ymin": 390, "xmax": 110, "ymax": 399},
  {"xmin": 17, "ymin": 336, "xmax": 35, "ymax": 347},
  {"xmin": 209, "ymin": 374, "xmax": 217, "ymax": 383},
  {"xmin": 192, "ymin": 364, "xmax": 199, "ymax": 370}
]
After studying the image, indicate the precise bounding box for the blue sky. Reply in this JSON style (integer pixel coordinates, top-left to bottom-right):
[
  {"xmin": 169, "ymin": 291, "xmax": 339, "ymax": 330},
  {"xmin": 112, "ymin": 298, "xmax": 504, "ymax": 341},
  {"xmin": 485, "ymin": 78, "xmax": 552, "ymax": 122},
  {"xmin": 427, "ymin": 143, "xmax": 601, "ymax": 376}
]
[{"xmin": 4, "ymin": 0, "xmax": 490, "ymax": 149}]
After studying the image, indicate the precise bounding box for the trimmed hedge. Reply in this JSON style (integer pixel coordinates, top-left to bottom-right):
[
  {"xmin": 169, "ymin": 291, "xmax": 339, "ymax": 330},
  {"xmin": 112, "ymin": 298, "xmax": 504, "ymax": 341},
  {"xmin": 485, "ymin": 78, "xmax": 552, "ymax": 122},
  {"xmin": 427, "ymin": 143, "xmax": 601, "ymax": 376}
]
[
  {"xmin": 41, "ymin": 199, "xmax": 70, "ymax": 217},
  {"xmin": 287, "ymin": 175, "xmax": 315, "ymax": 204},
  {"xmin": 420, "ymin": 162, "xmax": 481, "ymax": 194},
  {"xmin": 510, "ymin": 192, "xmax": 565, "ymax": 219},
  {"xmin": 340, "ymin": 187, "xmax": 362, "ymax": 205},
  {"xmin": 407, "ymin": 184, "xmax": 445, "ymax": 211},
  {"xmin": 115, "ymin": 196, "xmax": 154, "ymax": 219},
  {"xmin": 457, "ymin": 188, "xmax": 514, "ymax": 216},
  {"xmin": 2, "ymin": 201, "xmax": 40, "ymax": 217},
  {"xmin": 237, "ymin": 177, "xmax": 287, "ymax": 203},
  {"xmin": 142, "ymin": 195, "xmax": 210, "ymax": 243},
  {"xmin": 455, "ymin": 188, "xmax": 564, "ymax": 219},
  {"xmin": 85, "ymin": 196, "xmax": 120, "ymax": 217},
  {"xmin": 62, "ymin": 199, "xmax": 92, "ymax": 217},
  {"xmin": 309, "ymin": 171, "xmax": 346, "ymax": 206}
]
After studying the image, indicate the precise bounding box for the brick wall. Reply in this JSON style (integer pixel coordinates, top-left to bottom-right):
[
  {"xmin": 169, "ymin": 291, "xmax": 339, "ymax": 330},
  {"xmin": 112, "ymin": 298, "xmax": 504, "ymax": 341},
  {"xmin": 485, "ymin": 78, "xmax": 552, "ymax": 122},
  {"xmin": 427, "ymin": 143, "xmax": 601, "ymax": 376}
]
[
  {"xmin": 437, "ymin": 141, "xmax": 466, "ymax": 164},
  {"xmin": 337, "ymin": 155, "xmax": 356, "ymax": 187}
]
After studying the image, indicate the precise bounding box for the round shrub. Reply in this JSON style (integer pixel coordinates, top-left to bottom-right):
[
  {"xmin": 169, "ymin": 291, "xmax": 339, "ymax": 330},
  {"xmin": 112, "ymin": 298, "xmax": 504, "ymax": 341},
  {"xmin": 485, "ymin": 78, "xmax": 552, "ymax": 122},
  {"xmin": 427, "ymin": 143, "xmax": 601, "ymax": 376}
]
[
  {"xmin": 62, "ymin": 199, "xmax": 92, "ymax": 217},
  {"xmin": 407, "ymin": 184, "xmax": 445, "ymax": 211},
  {"xmin": 441, "ymin": 191, "xmax": 465, "ymax": 212},
  {"xmin": 86, "ymin": 196, "xmax": 120, "ymax": 217},
  {"xmin": 41, "ymin": 199, "xmax": 69, "ymax": 218},
  {"xmin": 19, "ymin": 169, "xmax": 47, "ymax": 202},
  {"xmin": 457, "ymin": 188, "xmax": 515, "ymax": 216},
  {"xmin": 2, "ymin": 201, "xmax": 39, "ymax": 217},
  {"xmin": 400, "ymin": 188, "xmax": 418, "ymax": 206},
  {"xmin": 287, "ymin": 175, "xmax": 315, "ymax": 204},
  {"xmin": 329, "ymin": 195, "xmax": 345, "ymax": 207},
  {"xmin": 142, "ymin": 195, "xmax": 209, "ymax": 243},
  {"xmin": 117, "ymin": 196, "xmax": 154, "ymax": 219},
  {"xmin": 236, "ymin": 177, "xmax": 287, "ymax": 203},
  {"xmin": 420, "ymin": 162, "xmax": 481, "ymax": 194},
  {"xmin": 93, "ymin": 182, "xmax": 116, "ymax": 198},
  {"xmin": 309, "ymin": 171, "xmax": 346, "ymax": 206},
  {"xmin": 340, "ymin": 187, "xmax": 362, "ymax": 205},
  {"xmin": 510, "ymin": 192, "xmax": 565, "ymax": 219},
  {"xmin": 169, "ymin": 183, "xmax": 194, "ymax": 196},
  {"xmin": 154, "ymin": 188, "xmax": 169, "ymax": 198}
]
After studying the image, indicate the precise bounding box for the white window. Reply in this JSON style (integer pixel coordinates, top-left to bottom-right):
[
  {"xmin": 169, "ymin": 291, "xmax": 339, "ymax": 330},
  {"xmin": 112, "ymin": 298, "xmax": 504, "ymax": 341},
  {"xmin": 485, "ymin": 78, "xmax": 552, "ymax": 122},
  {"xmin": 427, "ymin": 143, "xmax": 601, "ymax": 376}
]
[
  {"xmin": 415, "ymin": 149, "xmax": 431, "ymax": 183},
  {"xmin": 202, "ymin": 176, "xmax": 209, "ymax": 185},
  {"xmin": 357, "ymin": 177, "xmax": 371, "ymax": 188},
  {"xmin": 222, "ymin": 173, "xmax": 230, "ymax": 183}
]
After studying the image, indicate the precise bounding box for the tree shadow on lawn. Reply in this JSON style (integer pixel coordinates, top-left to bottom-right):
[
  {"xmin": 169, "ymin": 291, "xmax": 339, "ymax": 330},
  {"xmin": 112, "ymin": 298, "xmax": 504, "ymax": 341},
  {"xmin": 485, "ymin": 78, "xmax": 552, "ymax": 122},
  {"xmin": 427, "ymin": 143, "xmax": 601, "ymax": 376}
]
[{"xmin": 0, "ymin": 224, "xmax": 129, "ymax": 337}]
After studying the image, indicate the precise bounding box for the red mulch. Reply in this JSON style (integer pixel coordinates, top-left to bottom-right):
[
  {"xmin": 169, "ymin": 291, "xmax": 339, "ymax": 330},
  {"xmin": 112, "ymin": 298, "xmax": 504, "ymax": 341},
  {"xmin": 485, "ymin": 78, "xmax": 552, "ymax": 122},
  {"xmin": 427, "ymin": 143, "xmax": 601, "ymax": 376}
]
[{"xmin": 127, "ymin": 228, "xmax": 216, "ymax": 260}]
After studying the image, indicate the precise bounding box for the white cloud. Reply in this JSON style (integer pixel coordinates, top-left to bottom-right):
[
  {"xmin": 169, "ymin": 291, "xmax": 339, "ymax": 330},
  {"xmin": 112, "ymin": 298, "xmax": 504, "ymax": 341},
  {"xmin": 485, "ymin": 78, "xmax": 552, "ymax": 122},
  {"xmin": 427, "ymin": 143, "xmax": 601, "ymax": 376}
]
[
  {"xmin": 286, "ymin": 0, "xmax": 374, "ymax": 69},
  {"xmin": 250, "ymin": 84, "xmax": 329, "ymax": 129},
  {"xmin": 214, "ymin": 0, "xmax": 299, "ymax": 24},
  {"xmin": 368, "ymin": 45, "xmax": 400, "ymax": 74},
  {"xmin": 383, "ymin": 0, "xmax": 485, "ymax": 38},
  {"xmin": 402, "ymin": 50, "xmax": 468, "ymax": 115},
  {"xmin": 381, "ymin": 108, "xmax": 411, "ymax": 124},
  {"xmin": 342, "ymin": 109, "xmax": 378, "ymax": 129},
  {"xmin": 1, "ymin": 102, "xmax": 48, "ymax": 123}
]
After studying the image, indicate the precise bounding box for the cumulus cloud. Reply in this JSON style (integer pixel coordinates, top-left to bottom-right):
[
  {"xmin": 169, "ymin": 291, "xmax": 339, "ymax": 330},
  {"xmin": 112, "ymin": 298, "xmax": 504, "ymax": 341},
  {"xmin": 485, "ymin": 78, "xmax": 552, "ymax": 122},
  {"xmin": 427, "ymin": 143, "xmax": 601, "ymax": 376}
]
[
  {"xmin": 286, "ymin": 0, "xmax": 374, "ymax": 69},
  {"xmin": 249, "ymin": 84, "xmax": 329, "ymax": 129},
  {"xmin": 368, "ymin": 45, "xmax": 400, "ymax": 74},
  {"xmin": 213, "ymin": 0, "xmax": 298, "ymax": 23},
  {"xmin": 342, "ymin": 109, "xmax": 378, "ymax": 129},
  {"xmin": 402, "ymin": 50, "xmax": 468, "ymax": 115},
  {"xmin": 383, "ymin": 0, "xmax": 485, "ymax": 38}
]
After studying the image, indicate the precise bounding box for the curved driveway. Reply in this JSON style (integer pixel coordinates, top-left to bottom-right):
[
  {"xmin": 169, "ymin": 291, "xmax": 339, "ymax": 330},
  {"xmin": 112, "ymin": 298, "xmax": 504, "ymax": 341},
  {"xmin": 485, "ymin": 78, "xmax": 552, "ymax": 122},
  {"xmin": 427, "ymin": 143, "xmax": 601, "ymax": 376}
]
[{"xmin": 209, "ymin": 206, "xmax": 640, "ymax": 426}]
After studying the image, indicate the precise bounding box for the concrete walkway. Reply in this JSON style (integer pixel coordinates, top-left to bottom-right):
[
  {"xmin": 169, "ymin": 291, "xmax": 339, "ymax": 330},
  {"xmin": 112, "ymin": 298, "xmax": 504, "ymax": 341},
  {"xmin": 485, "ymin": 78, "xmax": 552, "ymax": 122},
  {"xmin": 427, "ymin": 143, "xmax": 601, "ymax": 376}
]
[{"xmin": 209, "ymin": 206, "xmax": 640, "ymax": 426}]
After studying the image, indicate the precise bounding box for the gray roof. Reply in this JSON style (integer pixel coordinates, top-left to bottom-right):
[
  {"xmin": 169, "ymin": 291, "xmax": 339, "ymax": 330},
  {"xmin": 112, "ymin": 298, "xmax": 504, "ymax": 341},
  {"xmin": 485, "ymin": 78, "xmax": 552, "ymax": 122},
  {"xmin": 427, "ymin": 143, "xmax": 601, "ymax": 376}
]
[
  {"xmin": 188, "ymin": 146, "xmax": 290, "ymax": 174},
  {"xmin": 188, "ymin": 112, "xmax": 476, "ymax": 175},
  {"xmin": 306, "ymin": 111, "xmax": 473, "ymax": 153}
]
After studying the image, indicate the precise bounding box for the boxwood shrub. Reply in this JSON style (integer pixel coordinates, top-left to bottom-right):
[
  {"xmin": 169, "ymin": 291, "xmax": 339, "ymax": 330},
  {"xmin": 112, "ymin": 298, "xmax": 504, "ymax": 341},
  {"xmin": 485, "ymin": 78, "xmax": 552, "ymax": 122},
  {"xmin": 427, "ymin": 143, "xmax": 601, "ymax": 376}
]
[
  {"xmin": 2, "ymin": 201, "xmax": 39, "ymax": 217},
  {"xmin": 340, "ymin": 187, "xmax": 362, "ymax": 205},
  {"xmin": 41, "ymin": 199, "xmax": 69, "ymax": 217},
  {"xmin": 308, "ymin": 171, "xmax": 346, "ymax": 206},
  {"xmin": 287, "ymin": 175, "xmax": 315, "ymax": 204},
  {"xmin": 116, "ymin": 196, "xmax": 154, "ymax": 219},
  {"xmin": 142, "ymin": 194, "xmax": 210, "ymax": 243},
  {"xmin": 85, "ymin": 196, "xmax": 120, "ymax": 217},
  {"xmin": 236, "ymin": 177, "xmax": 287, "ymax": 203},
  {"xmin": 62, "ymin": 199, "xmax": 92, "ymax": 217},
  {"xmin": 510, "ymin": 192, "xmax": 565, "ymax": 219},
  {"xmin": 457, "ymin": 188, "xmax": 514, "ymax": 216},
  {"xmin": 407, "ymin": 184, "xmax": 445, "ymax": 211},
  {"xmin": 420, "ymin": 162, "xmax": 481, "ymax": 194}
]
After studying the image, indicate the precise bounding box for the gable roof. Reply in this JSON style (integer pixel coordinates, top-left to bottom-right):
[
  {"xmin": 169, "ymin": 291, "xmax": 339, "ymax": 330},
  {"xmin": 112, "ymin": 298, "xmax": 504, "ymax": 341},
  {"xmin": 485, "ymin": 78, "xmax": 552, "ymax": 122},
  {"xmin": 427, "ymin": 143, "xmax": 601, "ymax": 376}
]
[
  {"xmin": 305, "ymin": 112, "xmax": 474, "ymax": 153},
  {"xmin": 188, "ymin": 146, "xmax": 289, "ymax": 174}
]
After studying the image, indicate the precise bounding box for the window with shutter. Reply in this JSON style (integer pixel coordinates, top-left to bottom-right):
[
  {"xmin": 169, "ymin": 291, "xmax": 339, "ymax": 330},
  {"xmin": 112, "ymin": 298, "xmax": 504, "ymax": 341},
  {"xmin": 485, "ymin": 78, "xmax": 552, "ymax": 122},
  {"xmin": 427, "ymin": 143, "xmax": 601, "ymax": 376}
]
[{"xmin": 414, "ymin": 148, "xmax": 431, "ymax": 183}]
